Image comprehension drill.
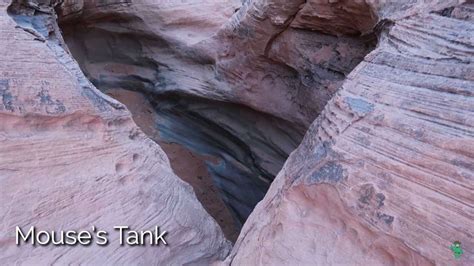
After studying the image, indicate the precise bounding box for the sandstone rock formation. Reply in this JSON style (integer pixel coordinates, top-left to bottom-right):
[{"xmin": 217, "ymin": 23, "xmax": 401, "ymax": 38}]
[
  {"xmin": 53, "ymin": 0, "xmax": 308, "ymax": 229},
  {"xmin": 1, "ymin": 0, "xmax": 473, "ymax": 265},
  {"xmin": 0, "ymin": 0, "xmax": 231, "ymax": 264},
  {"xmin": 223, "ymin": 1, "xmax": 474, "ymax": 265}
]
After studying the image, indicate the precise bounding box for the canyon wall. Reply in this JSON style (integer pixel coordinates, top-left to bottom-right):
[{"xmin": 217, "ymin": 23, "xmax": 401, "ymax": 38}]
[
  {"xmin": 0, "ymin": 0, "xmax": 231, "ymax": 264},
  {"xmin": 223, "ymin": 1, "xmax": 474, "ymax": 265},
  {"xmin": 54, "ymin": 0, "xmax": 306, "ymax": 228},
  {"xmin": 0, "ymin": 0, "xmax": 472, "ymax": 265}
]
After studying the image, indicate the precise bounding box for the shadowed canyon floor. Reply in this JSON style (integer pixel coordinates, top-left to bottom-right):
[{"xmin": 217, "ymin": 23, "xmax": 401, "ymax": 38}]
[
  {"xmin": 104, "ymin": 87, "xmax": 306, "ymax": 241},
  {"xmin": 56, "ymin": 6, "xmax": 314, "ymax": 238},
  {"xmin": 105, "ymin": 88, "xmax": 240, "ymax": 241}
]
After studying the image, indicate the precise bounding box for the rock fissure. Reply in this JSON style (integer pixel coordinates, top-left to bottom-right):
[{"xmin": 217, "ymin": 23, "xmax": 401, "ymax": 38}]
[
  {"xmin": 50, "ymin": 2, "xmax": 310, "ymax": 241},
  {"xmin": 37, "ymin": 0, "xmax": 376, "ymax": 243},
  {"xmin": 3, "ymin": 0, "xmax": 470, "ymax": 264},
  {"xmin": 8, "ymin": 0, "xmax": 374, "ymax": 244}
]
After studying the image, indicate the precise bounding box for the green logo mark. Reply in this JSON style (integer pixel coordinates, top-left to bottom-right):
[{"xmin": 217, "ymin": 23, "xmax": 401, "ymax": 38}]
[{"xmin": 450, "ymin": 241, "xmax": 463, "ymax": 260}]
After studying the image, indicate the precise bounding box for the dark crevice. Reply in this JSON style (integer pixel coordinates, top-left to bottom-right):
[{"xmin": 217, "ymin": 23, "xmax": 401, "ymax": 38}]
[
  {"xmin": 8, "ymin": 0, "xmax": 375, "ymax": 244},
  {"xmin": 149, "ymin": 92, "xmax": 305, "ymax": 228},
  {"xmin": 53, "ymin": 8, "xmax": 307, "ymax": 242}
]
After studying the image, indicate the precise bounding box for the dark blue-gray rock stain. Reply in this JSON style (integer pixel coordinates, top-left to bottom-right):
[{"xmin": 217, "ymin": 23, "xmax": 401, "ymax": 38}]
[
  {"xmin": 344, "ymin": 96, "xmax": 374, "ymax": 116},
  {"xmin": 308, "ymin": 162, "xmax": 344, "ymax": 184},
  {"xmin": 376, "ymin": 212, "xmax": 394, "ymax": 225},
  {"xmin": 0, "ymin": 80, "xmax": 14, "ymax": 112},
  {"xmin": 37, "ymin": 87, "xmax": 66, "ymax": 114}
]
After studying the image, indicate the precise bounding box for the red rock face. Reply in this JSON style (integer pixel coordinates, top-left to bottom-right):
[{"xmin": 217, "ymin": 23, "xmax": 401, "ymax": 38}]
[
  {"xmin": 0, "ymin": 0, "xmax": 231, "ymax": 264},
  {"xmin": 224, "ymin": 1, "xmax": 474, "ymax": 265},
  {"xmin": 290, "ymin": 0, "xmax": 378, "ymax": 35},
  {"xmin": 1, "ymin": 0, "xmax": 473, "ymax": 265}
]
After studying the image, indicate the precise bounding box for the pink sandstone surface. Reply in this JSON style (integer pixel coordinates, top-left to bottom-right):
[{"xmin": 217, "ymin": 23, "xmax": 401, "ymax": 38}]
[{"xmin": 0, "ymin": 0, "xmax": 473, "ymax": 265}]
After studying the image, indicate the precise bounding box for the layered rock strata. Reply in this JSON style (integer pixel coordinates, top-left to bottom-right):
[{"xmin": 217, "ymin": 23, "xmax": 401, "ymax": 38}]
[
  {"xmin": 0, "ymin": 0, "xmax": 472, "ymax": 265},
  {"xmin": 224, "ymin": 1, "xmax": 474, "ymax": 265},
  {"xmin": 0, "ymin": 0, "xmax": 231, "ymax": 264}
]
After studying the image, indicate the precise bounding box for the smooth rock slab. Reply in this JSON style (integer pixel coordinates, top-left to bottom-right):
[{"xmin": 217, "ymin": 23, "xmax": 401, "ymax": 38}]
[{"xmin": 0, "ymin": 1, "xmax": 231, "ymax": 264}]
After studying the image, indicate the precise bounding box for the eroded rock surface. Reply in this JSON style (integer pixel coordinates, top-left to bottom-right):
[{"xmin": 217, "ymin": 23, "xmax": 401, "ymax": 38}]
[
  {"xmin": 1, "ymin": 0, "xmax": 473, "ymax": 265},
  {"xmin": 225, "ymin": 1, "xmax": 474, "ymax": 265},
  {"xmin": 54, "ymin": 0, "xmax": 307, "ymax": 229},
  {"xmin": 0, "ymin": 0, "xmax": 231, "ymax": 264},
  {"xmin": 53, "ymin": 0, "xmax": 378, "ymax": 230}
]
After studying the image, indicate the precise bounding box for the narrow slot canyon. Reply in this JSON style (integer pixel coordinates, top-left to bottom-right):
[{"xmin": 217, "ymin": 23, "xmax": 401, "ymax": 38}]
[
  {"xmin": 3, "ymin": 0, "xmax": 472, "ymax": 265},
  {"xmin": 83, "ymin": 87, "xmax": 305, "ymax": 242},
  {"xmin": 57, "ymin": 14, "xmax": 307, "ymax": 242},
  {"xmin": 6, "ymin": 0, "xmax": 376, "ymax": 243}
]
